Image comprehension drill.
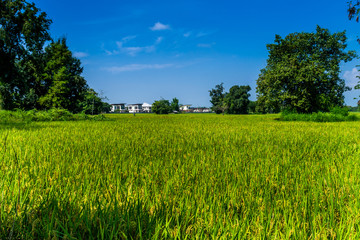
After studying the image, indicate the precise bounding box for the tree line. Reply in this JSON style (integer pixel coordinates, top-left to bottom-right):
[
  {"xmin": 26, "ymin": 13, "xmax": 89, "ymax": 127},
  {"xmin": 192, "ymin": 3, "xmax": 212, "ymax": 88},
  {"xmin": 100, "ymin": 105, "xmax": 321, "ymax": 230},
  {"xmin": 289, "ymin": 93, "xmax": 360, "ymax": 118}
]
[
  {"xmin": 210, "ymin": 26, "xmax": 357, "ymax": 114},
  {"xmin": 0, "ymin": 0, "xmax": 110, "ymax": 114}
]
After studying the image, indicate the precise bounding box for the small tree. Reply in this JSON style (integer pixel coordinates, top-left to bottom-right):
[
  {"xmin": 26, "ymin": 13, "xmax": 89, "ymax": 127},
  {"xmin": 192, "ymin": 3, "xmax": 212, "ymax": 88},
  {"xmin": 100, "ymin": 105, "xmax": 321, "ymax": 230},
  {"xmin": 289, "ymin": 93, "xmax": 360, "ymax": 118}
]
[
  {"xmin": 81, "ymin": 88, "xmax": 111, "ymax": 114},
  {"xmin": 209, "ymin": 83, "xmax": 225, "ymax": 114},
  {"xmin": 224, "ymin": 85, "xmax": 251, "ymax": 114},
  {"xmin": 170, "ymin": 97, "xmax": 180, "ymax": 112},
  {"xmin": 152, "ymin": 99, "xmax": 171, "ymax": 114}
]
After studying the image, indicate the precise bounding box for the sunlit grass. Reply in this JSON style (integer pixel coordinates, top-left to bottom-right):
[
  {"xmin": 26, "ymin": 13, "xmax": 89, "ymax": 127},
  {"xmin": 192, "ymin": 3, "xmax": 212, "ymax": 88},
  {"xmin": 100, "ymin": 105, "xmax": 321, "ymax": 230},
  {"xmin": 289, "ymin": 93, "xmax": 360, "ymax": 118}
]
[{"xmin": 1, "ymin": 113, "xmax": 360, "ymax": 239}]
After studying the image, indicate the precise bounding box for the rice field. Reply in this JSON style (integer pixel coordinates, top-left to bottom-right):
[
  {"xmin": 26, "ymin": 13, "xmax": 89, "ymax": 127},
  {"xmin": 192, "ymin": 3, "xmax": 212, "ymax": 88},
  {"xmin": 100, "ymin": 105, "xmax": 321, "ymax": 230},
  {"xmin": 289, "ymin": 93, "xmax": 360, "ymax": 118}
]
[{"xmin": 1, "ymin": 113, "xmax": 360, "ymax": 239}]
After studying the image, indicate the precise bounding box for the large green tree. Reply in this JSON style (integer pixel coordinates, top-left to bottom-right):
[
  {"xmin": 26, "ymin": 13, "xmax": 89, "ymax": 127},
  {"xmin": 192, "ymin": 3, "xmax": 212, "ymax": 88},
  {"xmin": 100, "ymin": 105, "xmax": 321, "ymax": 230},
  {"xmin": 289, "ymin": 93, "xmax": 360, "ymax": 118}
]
[
  {"xmin": 256, "ymin": 26, "xmax": 356, "ymax": 113},
  {"xmin": 39, "ymin": 38, "xmax": 88, "ymax": 113},
  {"xmin": 0, "ymin": 0, "xmax": 52, "ymax": 109},
  {"xmin": 347, "ymin": 1, "xmax": 360, "ymax": 96},
  {"xmin": 224, "ymin": 85, "xmax": 251, "ymax": 114}
]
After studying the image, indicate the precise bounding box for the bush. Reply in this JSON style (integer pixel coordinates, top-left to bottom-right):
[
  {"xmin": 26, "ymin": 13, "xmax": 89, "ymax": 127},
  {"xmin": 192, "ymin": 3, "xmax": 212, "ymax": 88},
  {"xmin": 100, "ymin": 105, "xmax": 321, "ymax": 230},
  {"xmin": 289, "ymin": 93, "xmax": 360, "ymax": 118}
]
[
  {"xmin": 0, "ymin": 109, "xmax": 107, "ymax": 123},
  {"xmin": 280, "ymin": 110, "xmax": 358, "ymax": 122},
  {"xmin": 330, "ymin": 106, "xmax": 349, "ymax": 116}
]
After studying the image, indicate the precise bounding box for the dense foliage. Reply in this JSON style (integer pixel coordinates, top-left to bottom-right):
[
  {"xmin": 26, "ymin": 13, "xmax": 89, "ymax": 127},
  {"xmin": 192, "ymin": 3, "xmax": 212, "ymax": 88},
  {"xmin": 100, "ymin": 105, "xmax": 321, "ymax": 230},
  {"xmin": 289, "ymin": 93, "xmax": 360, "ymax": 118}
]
[
  {"xmin": 224, "ymin": 85, "xmax": 251, "ymax": 114},
  {"xmin": 279, "ymin": 107, "xmax": 358, "ymax": 122},
  {"xmin": 81, "ymin": 89, "xmax": 111, "ymax": 115},
  {"xmin": 0, "ymin": 108, "xmax": 106, "ymax": 122},
  {"xmin": 152, "ymin": 99, "xmax": 172, "ymax": 114},
  {"xmin": 347, "ymin": 1, "xmax": 360, "ymax": 96},
  {"xmin": 0, "ymin": 0, "xmax": 52, "ymax": 109},
  {"xmin": 209, "ymin": 83, "xmax": 251, "ymax": 114},
  {"xmin": 170, "ymin": 97, "xmax": 180, "ymax": 112},
  {"xmin": 256, "ymin": 26, "xmax": 356, "ymax": 113},
  {"xmin": 209, "ymin": 82, "xmax": 225, "ymax": 114},
  {"xmin": 2, "ymin": 114, "xmax": 360, "ymax": 238},
  {"xmin": 0, "ymin": 0, "xmax": 108, "ymax": 113}
]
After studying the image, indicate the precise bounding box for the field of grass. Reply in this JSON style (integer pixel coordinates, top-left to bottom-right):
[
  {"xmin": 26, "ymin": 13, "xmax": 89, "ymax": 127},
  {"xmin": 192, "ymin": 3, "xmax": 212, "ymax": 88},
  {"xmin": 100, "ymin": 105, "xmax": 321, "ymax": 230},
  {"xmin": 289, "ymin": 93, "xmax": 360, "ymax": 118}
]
[{"xmin": 1, "ymin": 113, "xmax": 360, "ymax": 239}]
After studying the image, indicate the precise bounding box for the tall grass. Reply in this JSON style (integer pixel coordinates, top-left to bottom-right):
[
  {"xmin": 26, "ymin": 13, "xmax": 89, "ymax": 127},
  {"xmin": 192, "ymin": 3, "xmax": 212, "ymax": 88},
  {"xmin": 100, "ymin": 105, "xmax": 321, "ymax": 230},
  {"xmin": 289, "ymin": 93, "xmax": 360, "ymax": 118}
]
[{"xmin": 1, "ymin": 114, "xmax": 360, "ymax": 239}]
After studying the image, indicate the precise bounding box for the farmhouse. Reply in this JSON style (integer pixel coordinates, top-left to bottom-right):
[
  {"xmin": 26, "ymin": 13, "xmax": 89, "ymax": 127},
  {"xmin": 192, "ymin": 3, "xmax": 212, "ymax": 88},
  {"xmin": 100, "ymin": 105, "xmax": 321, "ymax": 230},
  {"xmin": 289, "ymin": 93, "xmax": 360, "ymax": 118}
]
[
  {"xmin": 142, "ymin": 102, "xmax": 152, "ymax": 113},
  {"xmin": 110, "ymin": 103, "xmax": 126, "ymax": 113},
  {"xmin": 127, "ymin": 103, "xmax": 143, "ymax": 113},
  {"xmin": 180, "ymin": 104, "xmax": 192, "ymax": 112}
]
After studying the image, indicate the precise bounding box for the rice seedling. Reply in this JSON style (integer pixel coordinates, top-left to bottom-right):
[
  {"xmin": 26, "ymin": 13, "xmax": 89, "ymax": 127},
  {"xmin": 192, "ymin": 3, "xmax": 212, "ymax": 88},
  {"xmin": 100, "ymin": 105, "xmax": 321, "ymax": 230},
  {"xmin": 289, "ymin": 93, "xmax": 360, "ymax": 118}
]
[{"xmin": 1, "ymin": 113, "xmax": 360, "ymax": 239}]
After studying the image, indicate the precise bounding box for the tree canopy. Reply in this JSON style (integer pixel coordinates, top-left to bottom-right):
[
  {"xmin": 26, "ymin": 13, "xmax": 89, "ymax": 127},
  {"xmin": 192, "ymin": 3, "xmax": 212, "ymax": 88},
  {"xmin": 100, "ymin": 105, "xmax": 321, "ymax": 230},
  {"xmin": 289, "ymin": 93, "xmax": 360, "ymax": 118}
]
[
  {"xmin": 0, "ymin": 0, "xmax": 108, "ymax": 113},
  {"xmin": 224, "ymin": 85, "xmax": 251, "ymax": 114},
  {"xmin": 256, "ymin": 26, "xmax": 356, "ymax": 113},
  {"xmin": 209, "ymin": 83, "xmax": 225, "ymax": 114},
  {"xmin": 0, "ymin": 0, "xmax": 52, "ymax": 109},
  {"xmin": 152, "ymin": 99, "xmax": 172, "ymax": 114},
  {"xmin": 209, "ymin": 83, "xmax": 251, "ymax": 114},
  {"xmin": 170, "ymin": 97, "xmax": 180, "ymax": 112},
  {"xmin": 39, "ymin": 38, "xmax": 88, "ymax": 112}
]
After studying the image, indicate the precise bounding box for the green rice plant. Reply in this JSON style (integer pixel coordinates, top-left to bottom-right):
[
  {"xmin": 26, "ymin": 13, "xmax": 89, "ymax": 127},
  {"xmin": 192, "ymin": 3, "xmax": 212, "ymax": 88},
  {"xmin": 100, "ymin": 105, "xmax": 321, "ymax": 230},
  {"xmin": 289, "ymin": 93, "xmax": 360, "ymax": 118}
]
[{"xmin": 1, "ymin": 113, "xmax": 360, "ymax": 239}]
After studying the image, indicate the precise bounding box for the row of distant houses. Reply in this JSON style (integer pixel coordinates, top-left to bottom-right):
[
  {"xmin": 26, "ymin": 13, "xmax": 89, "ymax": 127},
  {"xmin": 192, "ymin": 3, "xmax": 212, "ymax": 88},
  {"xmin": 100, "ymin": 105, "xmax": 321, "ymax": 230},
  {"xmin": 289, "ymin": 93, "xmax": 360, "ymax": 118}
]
[
  {"xmin": 110, "ymin": 103, "xmax": 211, "ymax": 113},
  {"xmin": 179, "ymin": 105, "xmax": 212, "ymax": 113},
  {"xmin": 111, "ymin": 103, "xmax": 152, "ymax": 113}
]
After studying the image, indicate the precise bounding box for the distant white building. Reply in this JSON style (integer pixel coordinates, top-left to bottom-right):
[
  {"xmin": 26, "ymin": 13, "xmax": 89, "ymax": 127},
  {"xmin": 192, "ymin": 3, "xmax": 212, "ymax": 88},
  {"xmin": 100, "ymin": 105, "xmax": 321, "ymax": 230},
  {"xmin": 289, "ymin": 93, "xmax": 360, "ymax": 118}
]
[
  {"xmin": 180, "ymin": 104, "xmax": 192, "ymax": 112},
  {"xmin": 193, "ymin": 107, "xmax": 211, "ymax": 113},
  {"xmin": 127, "ymin": 103, "xmax": 143, "ymax": 113},
  {"xmin": 110, "ymin": 103, "xmax": 126, "ymax": 113},
  {"xmin": 142, "ymin": 102, "xmax": 152, "ymax": 113}
]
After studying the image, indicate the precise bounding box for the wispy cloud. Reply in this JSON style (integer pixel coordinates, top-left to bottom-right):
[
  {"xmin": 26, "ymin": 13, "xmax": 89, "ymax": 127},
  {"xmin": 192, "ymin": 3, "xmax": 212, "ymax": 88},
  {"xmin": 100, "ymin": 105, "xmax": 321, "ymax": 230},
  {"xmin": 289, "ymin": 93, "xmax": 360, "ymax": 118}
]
[
  {"xmin": 122, "ymin": 35, "xmax": 137, "ymax": 42},
  {"xmin": 105, "ymin": 35, "xmax": 163, "ymax": 56},
  {"xmin": 115, "ymin": 41, "xmax": 155, "ymax": 56},
  {"xmin": 183, "ymin": 32, "xmax": 191, "ymax": 38},
  {"xmin": 150, "ymin": 22, "xmax": 171, "ymax": 31},
  {"xmin": 343, "ymin": 68, "xmax": 360, "ymax": 88},
  {"xmin": 155, "ymin": 36, "xmax": 163, "ymax": 44},
  {"xmin": 197, "ymin": 42, "xmax": 215, "ymax": 48},
  {"xmin": 73, "ymin": 52, "xmax": 89, "ymax": 58},
  {"xmin": 196, "ymin": 30, "xmax": 216, "ymax": 38},
  {"xmin": 104, "ymin": 64, "xmax": 174, "ymax": 73}
]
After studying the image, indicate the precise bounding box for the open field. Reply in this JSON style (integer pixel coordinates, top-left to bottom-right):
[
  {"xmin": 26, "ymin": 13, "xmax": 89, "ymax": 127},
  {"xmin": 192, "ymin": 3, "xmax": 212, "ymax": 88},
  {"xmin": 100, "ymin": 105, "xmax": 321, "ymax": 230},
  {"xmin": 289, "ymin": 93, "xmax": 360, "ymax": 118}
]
[{"xmin": 1, "ymin": 113, "xmax": 360, "ymax": 239}]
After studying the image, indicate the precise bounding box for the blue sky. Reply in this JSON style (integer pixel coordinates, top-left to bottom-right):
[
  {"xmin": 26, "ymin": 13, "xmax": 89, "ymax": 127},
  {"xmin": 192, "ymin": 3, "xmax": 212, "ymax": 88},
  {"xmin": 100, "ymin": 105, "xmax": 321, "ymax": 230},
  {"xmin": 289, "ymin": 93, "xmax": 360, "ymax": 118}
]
[{"xmin": 34, "ymin": 0, "xmax": 360, "ymax": 107}]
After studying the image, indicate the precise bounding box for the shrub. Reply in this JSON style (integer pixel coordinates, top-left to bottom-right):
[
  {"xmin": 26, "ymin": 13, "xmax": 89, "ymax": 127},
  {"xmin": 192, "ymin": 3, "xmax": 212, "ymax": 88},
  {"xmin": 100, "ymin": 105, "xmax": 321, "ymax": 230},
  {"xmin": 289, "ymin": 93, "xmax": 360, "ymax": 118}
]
[
  {"xmin": 0, "ymin": 109, "xmax": 107, "ymax": 123},
  {"xmin": 330, "ymin": 106, "xmax": 349, "ymax": 116},
  {"xmin": 280, "ymin": 111, "xmax": 358, "ymax": 122}
]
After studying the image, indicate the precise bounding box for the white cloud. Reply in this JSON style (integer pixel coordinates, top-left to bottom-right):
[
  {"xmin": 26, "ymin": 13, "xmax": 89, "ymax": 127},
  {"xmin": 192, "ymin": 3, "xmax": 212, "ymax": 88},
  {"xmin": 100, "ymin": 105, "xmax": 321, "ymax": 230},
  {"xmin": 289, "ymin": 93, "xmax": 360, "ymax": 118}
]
[
  {"xmin": 150, "ymin": 22, "xmax": 171, "ymax": 31},
  {"xmin": 104, "ymin": 64, "xmax": 174, "ymax": 73},
  {"xmin": 343, "ymin": 68, "xmax": 360, "ymax": 88},
  {"xmin": 155, "ymin": 36, "xmax": 163, "ymax": 44},
  {"xmin": 105, "ymin": 36, "xmax": 162, "ymax": 56},
  {"xmin": 73, "ymin": 52, "xmax": 88, "ymax": 58}
]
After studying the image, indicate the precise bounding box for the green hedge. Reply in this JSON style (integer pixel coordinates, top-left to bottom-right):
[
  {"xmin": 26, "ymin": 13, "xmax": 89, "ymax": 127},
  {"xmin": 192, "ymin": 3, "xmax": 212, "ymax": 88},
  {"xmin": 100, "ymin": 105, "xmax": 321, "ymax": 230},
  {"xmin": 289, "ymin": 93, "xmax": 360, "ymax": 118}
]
[{"xmin": 0, "ymin": 109, "xmax": 106, "ymax": 123}]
